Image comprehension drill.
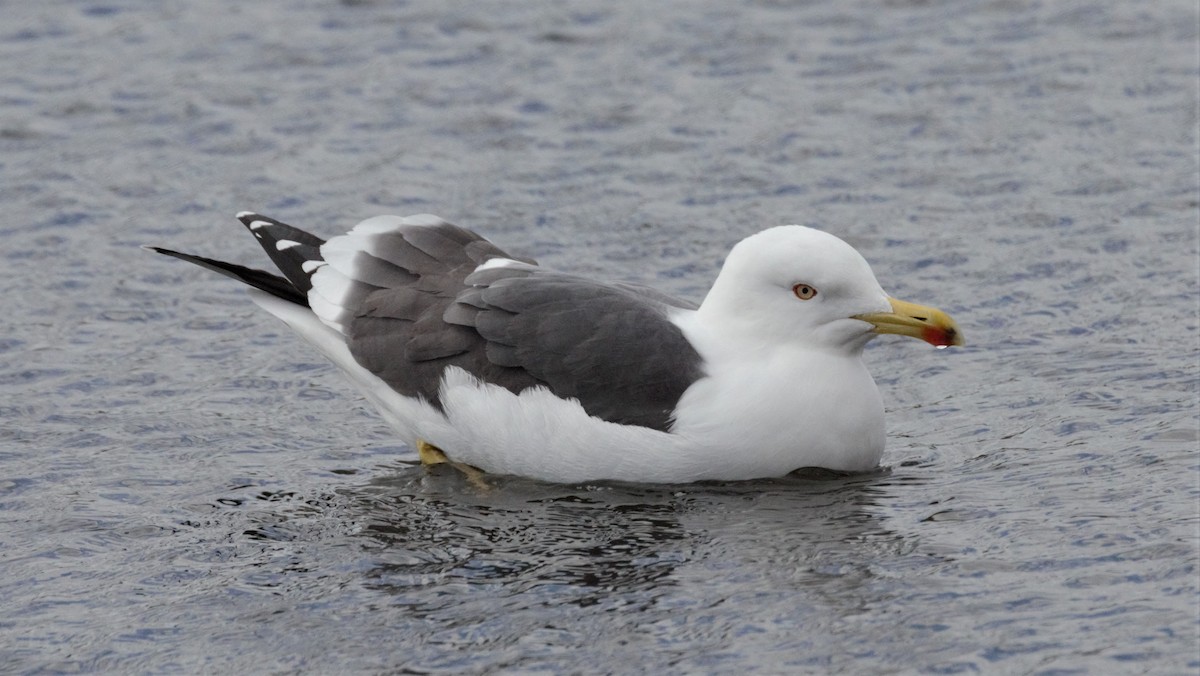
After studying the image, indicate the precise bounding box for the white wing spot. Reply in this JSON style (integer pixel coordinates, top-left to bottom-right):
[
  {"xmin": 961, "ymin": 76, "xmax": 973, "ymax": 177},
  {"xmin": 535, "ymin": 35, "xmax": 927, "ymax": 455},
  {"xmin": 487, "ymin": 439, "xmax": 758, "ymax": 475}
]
[
  {"xmin": 249, "ymin": 220, "xmax": 270, "ymax": 230},
  {"xmin": 475, "ymin": 257, "xmax": 520, "ymax": 272},
  {"xmin": 275, "ymin": 239, "xmax": 302, "ymax": 251},
  {"xmin": 402, "ymin": 213, "xmax": 450, "ymax": 227},
  {"xmin": 236, "ymin": 211, "xmax": 255, "ymax": 219},
  {"xmin": 301, "ymin": 260, "xmax": 327, "ymax": 273}
]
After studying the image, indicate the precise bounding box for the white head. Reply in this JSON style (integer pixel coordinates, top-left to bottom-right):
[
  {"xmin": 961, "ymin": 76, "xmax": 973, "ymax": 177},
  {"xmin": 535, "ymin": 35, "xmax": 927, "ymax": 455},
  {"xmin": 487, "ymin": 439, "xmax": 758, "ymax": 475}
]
[{"xmin": 698, "ymin": 226, "xmax": 895, "ymax": 355}]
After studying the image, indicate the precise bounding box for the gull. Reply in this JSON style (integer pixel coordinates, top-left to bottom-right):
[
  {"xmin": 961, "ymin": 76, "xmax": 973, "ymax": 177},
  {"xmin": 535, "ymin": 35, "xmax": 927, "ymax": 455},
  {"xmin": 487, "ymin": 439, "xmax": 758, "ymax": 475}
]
[{"xmin": 148, "ymin": 212, "xmax": 962, "ymax": 483}]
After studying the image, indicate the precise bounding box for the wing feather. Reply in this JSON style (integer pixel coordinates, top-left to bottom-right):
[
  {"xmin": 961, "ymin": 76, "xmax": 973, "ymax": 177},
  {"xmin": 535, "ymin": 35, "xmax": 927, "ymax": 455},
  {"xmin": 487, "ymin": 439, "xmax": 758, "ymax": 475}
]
[{"xmin": 165, "ymin": 212, "xmax": 706, "ymax": 431}]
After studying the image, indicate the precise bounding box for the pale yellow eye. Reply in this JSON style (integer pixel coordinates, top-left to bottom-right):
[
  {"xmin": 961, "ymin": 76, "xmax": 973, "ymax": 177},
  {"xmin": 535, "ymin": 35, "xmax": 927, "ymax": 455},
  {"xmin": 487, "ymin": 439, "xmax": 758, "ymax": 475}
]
[{"xmin": 792, "ymin": 283, "xmax": 817, "ymax": 300}]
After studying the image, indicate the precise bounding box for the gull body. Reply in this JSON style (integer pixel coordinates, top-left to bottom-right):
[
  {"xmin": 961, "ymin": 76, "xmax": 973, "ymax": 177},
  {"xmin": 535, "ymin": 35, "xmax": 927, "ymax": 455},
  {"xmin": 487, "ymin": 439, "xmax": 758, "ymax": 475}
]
[{"xmin": 150, "ymin": 214, "xmax": 961, "ymax": 483}]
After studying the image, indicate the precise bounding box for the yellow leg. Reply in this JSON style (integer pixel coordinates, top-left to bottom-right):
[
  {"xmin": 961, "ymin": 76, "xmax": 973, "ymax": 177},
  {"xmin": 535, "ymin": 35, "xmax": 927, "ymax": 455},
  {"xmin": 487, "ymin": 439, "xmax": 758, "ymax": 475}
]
[
  {"xmin": 416, "ymin": 439, "xmax": 490, "ymax": 490},
  {"xmin": 417, "ymin": 439, "xmax": 448, "ymax": 465},
  {"xmin": 450, "ymin": 461, "xmax": 491, "ymax": 491}
]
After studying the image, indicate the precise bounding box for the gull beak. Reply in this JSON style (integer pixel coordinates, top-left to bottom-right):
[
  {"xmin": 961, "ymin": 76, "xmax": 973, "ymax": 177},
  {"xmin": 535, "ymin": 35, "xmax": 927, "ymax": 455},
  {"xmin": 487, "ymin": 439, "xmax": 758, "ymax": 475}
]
[{"xmin": 854, "ymin": 297, "xmax": 964, "ymax": 348}]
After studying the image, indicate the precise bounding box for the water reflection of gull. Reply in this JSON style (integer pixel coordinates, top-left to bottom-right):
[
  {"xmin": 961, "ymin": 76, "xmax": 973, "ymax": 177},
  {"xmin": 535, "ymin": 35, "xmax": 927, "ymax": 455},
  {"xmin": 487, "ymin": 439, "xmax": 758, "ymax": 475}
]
[
  {"xmin": 205, "ymin": 464, "xmax": 954, "ymax": 670},
  {"xmin": 343, "ymin": 466, "xmax": 919, "ymax": 614}
]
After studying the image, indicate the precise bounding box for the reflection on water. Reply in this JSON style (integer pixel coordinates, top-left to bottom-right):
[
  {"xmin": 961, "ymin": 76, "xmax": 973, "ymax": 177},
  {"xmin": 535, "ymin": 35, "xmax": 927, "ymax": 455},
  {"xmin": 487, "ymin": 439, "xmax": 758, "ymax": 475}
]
[
  {"xmin": 256, "ymin": 466, "xmax": 923, "ymax": 671},
  {"xmin": 343, "ymin": 467, "xmax": 928, "ymax": 657},
  {"xmin": 351, "ymin": 466, "xmax": 901, "ymax": 604},
  {"xmin": 158, "ymin": 465, "xmax": 931, "ymax": 671}
]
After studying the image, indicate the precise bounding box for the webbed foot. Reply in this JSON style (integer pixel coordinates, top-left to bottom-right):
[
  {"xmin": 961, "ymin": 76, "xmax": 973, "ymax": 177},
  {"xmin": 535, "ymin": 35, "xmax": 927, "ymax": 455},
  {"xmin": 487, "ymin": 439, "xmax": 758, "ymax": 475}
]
[{"xmin": 416, "ymin": 439, "xmax": 490, "ymax": 490}]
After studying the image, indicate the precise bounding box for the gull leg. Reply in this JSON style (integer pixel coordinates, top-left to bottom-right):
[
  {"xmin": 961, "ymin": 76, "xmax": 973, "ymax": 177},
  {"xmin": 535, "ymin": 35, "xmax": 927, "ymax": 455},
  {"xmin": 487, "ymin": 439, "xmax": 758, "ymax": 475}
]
[
  {"xmin": 417, "ymin": 439, "xmax": 448, "ymax": 465},
  {"xmin": 417, "ymin": 439, "xmax": 490, "ymax": 490},
  {"xmin": 450, "ymin": 461, "xmax": 491, "ymax": 491}
]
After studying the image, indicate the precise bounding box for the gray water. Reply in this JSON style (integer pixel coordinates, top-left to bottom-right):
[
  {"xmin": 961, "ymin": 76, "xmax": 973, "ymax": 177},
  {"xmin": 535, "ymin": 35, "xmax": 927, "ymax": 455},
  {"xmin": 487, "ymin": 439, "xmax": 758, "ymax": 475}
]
[{"xmin": 2, "ymin": 1, "xmax": 1197, "ymax": 673}]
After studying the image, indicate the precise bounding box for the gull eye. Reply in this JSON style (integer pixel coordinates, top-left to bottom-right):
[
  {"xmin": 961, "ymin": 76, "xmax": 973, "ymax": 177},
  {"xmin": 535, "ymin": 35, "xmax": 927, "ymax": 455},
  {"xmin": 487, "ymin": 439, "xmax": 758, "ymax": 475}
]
[{"xmin": 792, "ymin": 283, "xmax": 817, "ymax": 300}]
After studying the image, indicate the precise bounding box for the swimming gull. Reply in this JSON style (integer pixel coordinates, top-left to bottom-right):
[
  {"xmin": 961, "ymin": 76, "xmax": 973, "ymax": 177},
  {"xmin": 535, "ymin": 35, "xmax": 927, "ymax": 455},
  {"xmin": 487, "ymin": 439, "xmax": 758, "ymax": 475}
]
[{"xmin": 147, "ymin": 212, "xmax": 962, "ymax": 483}]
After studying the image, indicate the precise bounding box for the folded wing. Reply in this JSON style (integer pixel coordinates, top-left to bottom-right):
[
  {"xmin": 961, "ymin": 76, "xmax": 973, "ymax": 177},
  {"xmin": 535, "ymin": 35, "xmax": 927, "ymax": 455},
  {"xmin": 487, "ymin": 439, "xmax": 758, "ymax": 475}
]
[{"xmin": 154, "ymin": 212, "xmax": 706, "ymax": 432}]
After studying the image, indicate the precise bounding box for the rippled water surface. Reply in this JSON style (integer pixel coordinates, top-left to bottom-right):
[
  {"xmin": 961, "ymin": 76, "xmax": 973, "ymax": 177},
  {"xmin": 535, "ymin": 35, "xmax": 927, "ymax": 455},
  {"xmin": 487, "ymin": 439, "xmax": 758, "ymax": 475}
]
[{"xmin": 2, "ymin": 1, "xmax": 1197, "ymax": 673}]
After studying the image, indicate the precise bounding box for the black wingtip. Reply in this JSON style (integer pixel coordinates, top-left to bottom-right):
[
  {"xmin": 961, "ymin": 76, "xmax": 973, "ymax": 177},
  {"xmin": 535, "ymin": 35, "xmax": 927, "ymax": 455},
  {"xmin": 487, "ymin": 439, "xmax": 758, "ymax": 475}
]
[
  {"xmin": 235, "ymin": 211, "xmax": 270, "ymax": 230},
  {"xmin": 229, "ymin": 212, "xmax": 327, "ymax": 295},
  {"xmin": 143, "ymin": 244, "xmax": 206, "ymax": 264},
  {"xmin": 145, "ymin": 243, "xmax": 309, "ymax": 307}
]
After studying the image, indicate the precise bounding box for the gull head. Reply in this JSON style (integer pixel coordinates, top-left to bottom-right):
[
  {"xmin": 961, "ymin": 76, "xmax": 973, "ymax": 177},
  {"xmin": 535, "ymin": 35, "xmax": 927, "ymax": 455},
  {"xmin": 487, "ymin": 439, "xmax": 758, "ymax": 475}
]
[{"xmin": 698, "ymin": 225, "xmax": 963, "ymax": 354}]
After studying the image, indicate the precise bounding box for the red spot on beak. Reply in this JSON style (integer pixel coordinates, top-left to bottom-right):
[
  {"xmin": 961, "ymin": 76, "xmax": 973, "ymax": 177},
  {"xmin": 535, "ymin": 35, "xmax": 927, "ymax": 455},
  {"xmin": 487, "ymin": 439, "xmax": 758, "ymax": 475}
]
[{"xmin": 923, "ymin": 325, "xmax": 959, "ymax": 348}]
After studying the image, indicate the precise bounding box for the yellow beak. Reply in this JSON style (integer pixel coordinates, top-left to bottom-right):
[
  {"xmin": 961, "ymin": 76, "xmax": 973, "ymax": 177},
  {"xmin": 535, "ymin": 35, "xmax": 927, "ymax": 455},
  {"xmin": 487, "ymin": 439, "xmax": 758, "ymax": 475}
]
[{"xmin": 854, "ymin": 297, "xmax": 964, "ymax": 348}]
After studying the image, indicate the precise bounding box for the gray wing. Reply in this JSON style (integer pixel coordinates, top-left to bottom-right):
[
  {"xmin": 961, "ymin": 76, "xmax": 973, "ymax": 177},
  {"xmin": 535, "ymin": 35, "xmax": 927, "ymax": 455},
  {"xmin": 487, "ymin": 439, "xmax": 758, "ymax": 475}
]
[
  {"xmin": 342, "ymin": 225, "xmax": 704, "ymax": 432},
  {"xmin": 453, "ymin": 265, "xmax": 704, "ymax": 431}
]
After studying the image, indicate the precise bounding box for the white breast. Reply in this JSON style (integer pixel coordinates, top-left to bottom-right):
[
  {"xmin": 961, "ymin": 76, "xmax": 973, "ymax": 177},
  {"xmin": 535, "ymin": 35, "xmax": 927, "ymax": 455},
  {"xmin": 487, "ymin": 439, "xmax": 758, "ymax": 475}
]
[{"xmin": 668, "ymin": 310, "xmax": 886, "ymax": 476}]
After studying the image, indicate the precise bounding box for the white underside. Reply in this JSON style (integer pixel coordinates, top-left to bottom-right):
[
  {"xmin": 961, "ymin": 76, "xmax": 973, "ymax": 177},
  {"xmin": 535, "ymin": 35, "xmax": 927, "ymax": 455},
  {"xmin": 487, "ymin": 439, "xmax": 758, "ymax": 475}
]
[{"xmin": 247, "ymin": 289, "xmax": 886, "ymax": 484}]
